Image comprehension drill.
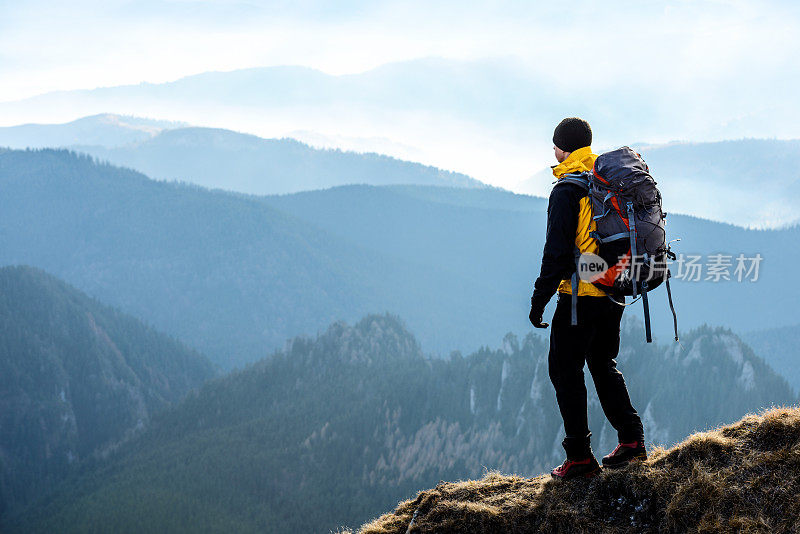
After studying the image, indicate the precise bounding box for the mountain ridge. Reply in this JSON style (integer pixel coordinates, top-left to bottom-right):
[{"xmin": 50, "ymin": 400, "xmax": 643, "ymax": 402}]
[
  {"xmin": 75, "ymin": 126, "xmax": 487, "ymax": 194},
  {"xmin": 0, "ymin": 113, "xmax": 185, "ymax": 149},
  {"xmin": 0, "ymin": 114, "xmax": 488, "ymax": 194}
]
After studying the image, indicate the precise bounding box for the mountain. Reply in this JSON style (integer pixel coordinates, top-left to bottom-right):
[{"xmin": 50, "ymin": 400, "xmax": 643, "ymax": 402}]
[
  {"xmin": 743, "ymin": 324, "xmax": 800, "ymax": 395},
  {"xmin": 0, "ymin": 114, "xmax": 183, "ymax": 149},
  {"xmin": 6, "ymin": 58, "xmax": 798, "ymax": 194},
  {"xmin": 0, "ymin": 265, "xmax": 215, "ymax": 519},
  {"xmin": 636, "ymin": 139, "xmax": 800, "ymax": 228},
  {"xmin": 357, "ymin": 406, "xmax": 800, "ymax": 534},
  {"xmin": 515, "ymin": 139, "xmax": 800, "ymax": 228},
  {"xmin": 1, "ymin": 147, "xmax": 799, "ymax": 370},
  {"xmin": 3, "ymin": 58, "xmax": 795, "ymax": 144},
  {"xmin": 5, "ymin": 315, "xmax": 795, "ymax": 533},
  {"xmin": 75, "ymin": 126, "xmax": 486, "ymax": 194},
  {"xmin": 5, "ymin": 113, "xmax": 797, "ymax": 227},
  {"xmin": 260, "ymin": 184, "xmax": 800, "ymax": 355},
  {"xmin": 0, "ymin": 149, "xmax": 500, "ymax": 368}
]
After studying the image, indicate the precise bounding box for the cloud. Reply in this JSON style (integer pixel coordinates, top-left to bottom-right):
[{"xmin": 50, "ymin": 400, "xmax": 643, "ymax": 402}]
[
  {"xmin": 1, "ymin": 0, "xmax": 798, "ymax": 189},
  {"xmin": 3, "ymin": 0, "xmax": 798, "ymax": 98}
]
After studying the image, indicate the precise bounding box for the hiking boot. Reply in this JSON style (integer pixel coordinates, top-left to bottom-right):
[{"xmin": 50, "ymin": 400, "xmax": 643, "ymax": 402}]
[
  {"xmin": 602, "ymin": 440, "xmax": 647, "ymax": 469},
  {"xmin": 551, "ymin": 456, "xmax": 601, "ymax": 480}
]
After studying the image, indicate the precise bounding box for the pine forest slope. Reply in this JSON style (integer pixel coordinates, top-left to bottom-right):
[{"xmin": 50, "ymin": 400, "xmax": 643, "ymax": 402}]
[
  {"xmin": 0, "ymin": 149, "xmax": 497, "ymax": 367},
  {"xmin": 0, "ymin": 265, "xmax": 215, "ymax": 518}
]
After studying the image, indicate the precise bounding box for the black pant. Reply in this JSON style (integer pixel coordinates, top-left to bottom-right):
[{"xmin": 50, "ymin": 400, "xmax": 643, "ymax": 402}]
[{"xmin": 548, "ymin": 293, "xmax": 644, "ymax": 459}]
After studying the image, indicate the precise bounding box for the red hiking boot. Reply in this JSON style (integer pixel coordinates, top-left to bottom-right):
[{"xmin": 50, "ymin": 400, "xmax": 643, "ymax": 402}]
[
  {"xmin": 602, "ymin": 440, "xmax": 647, "ymax": 469},
  {"xmin": 551, "ymin": 456, "xmax": 601, "ymax": 480}
]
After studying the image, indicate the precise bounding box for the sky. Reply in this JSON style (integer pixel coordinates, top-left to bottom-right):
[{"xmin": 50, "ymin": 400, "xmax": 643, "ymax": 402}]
[
  {"xmin": 1, "ymin": 0, "xmax": 799, "ymax": 189},
  {"xmin": 3, "ymin": 0, "xmax": 798, "ymax": 102}
]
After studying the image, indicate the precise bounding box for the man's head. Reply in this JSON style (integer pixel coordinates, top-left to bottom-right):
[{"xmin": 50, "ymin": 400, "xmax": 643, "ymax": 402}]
[{"xmin": 553, "ymin": 117, "xmax": 592, "ymax": 163}]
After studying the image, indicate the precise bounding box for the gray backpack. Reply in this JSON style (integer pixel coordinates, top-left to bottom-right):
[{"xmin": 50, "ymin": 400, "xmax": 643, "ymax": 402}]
[{"xmin": 558, "ymin": 146, "xmax": 678, "ymax": 343}]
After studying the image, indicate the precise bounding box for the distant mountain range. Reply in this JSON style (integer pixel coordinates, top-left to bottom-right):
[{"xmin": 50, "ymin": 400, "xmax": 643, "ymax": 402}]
[
  {"xmin": 0, "ymin": 148, "xmax": 500, "ymax": 367},
  {"xmin": 0, "ymin": 114, "xmax": 184, "ymax": 149},
  {"xmin": 3, "ymin": 114, "xmax": 798, "ymax": 226},
  {"xmin": 4, "ymin": 58, "xmax": 798, "ymax": 194},
  {"xmin": 1, "ymin": 148, "xmax": 798, "ymax": 374},
  {"xmin": 5, "ymin": 314, "xmax": 794, "ymax": 533},
  {"xmin": 77, "ymin": 127, "xmax": 484, "ymax": 194},
  {"xmin": 0, "ymin": 266, "xmax": 214, "ymax": 519},
  {"xmin": 516, "ymin": 139, "xmax": 800, "ymax": 228},
  {"xmin": 0, "ymin": 115, "xmax": 485, "ymax": 194}
]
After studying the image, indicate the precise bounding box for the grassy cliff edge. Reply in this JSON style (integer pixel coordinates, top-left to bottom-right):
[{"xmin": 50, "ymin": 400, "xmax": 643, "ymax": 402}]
[{"xmin": 354, "ymin": 406, "xmax": 800, "ymax": 533}]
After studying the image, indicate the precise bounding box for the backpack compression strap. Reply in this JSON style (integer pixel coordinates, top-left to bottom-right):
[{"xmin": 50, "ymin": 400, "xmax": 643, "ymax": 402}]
[
  {"xmin": 627, "ymin": 200, "xmax": 654, "ymax": 343},
  {"xmin": 626, "ymin": 201, "xmax": 638, "ymax": 300}
]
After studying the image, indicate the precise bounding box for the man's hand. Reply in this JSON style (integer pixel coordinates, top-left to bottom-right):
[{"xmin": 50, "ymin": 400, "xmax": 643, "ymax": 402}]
[{"xmin": 529, "ymin": 305, "xmax": 549, "ymax": 329}]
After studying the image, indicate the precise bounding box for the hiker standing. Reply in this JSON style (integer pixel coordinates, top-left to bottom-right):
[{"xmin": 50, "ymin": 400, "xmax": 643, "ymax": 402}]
[{"xmin": 529, "ymin": 117, "xmax": 646, "ymax": 479}]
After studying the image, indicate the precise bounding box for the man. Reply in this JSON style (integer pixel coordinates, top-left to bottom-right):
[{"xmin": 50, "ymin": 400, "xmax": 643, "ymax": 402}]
[{"xmin": 529, "ymin": 117, "xmax": 646, "ymax": 480}]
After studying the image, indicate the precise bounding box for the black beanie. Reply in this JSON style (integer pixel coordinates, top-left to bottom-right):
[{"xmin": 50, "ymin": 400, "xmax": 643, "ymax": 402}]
[{"xmin": 553, "ymin": 117, "xmax": 592, "ymax": 152}]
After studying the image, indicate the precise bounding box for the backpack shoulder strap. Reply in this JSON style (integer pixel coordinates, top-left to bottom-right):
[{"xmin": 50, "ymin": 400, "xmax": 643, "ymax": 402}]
[{"xmin": 555, "ymin": 172, "xmax": 591, "ymax": 192}]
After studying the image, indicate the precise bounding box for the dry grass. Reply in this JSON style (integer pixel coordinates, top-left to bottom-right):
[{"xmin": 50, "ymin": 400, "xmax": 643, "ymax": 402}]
[{"xmin": 351, "ymin": 406, "xmax": 800, "ymax": 534}]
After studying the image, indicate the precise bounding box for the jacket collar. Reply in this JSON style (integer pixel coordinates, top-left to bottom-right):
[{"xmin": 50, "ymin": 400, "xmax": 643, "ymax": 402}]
[{"xmin": 552, "ymin": 146, "xmax": 597, "ymax": 179}]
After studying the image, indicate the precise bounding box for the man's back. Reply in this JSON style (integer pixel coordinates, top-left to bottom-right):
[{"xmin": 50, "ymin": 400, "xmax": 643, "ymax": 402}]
[{"xmin": 529, "ymin": 117, "xmax": 646, "ymax": 480}]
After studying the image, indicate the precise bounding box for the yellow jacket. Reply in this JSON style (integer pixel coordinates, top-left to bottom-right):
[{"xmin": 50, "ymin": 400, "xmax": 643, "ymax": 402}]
[{"xmin": 551, "ymin": 147, "xmax": 606, "ymax": 297}]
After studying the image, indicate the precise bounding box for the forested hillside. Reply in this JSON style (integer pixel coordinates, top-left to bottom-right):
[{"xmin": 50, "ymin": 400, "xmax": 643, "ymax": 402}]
[
  {"xmin": 261, "ymin": 185, "xmax": 800, "ymax": 368},
  {"xmin": 2, "ymin": 148, "xmax": 798, "ymax": 376},
  {"xmin": 0, "ymin": 149, "xmax": 500, "ymax": 367},
  {"xmin": 0, "ymin": 266, "xmax": 214, "ymax": 519},
  {"xmin": 6, "ymin": 315, "xmax": 794, "ymax": 533}
]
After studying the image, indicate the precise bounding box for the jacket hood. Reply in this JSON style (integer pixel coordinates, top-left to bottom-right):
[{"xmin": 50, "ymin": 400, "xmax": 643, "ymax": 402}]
[{"xmin": 552, "ymin": 146, "xmax": 597, "ymax": 179}]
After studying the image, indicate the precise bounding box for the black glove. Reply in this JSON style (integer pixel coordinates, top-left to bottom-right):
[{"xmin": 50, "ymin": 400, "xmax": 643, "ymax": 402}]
[{"xmin": 529, "ymin": 300, "xmax": 549, "ymax": 329}]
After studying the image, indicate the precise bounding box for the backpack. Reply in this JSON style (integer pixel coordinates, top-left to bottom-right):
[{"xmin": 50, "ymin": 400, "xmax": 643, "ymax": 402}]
[{"xmin": 557, "ymin": 146, "xmax": 679, "ymax": 343}]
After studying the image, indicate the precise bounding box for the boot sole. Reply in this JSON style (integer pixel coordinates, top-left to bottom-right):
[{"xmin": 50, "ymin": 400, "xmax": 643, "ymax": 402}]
[
  {"xmin": 602, "ymin": 454, "xmax": 647, "ymax": 469},
  {"xmin": 551, "ymin": 466, "xmax": 602, "ymax": 480},
  {"xmin": 584, "ymin": 466, "xmax": 601, "ymax": 478}
]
